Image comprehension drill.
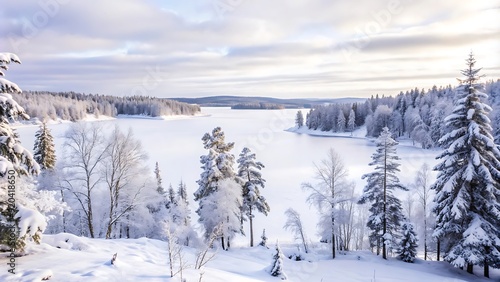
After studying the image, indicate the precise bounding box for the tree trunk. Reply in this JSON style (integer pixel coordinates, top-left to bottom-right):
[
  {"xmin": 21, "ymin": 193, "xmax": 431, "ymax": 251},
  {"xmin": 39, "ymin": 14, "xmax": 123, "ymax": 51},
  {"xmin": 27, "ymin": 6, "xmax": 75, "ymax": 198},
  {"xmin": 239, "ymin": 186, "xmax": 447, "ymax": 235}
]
[
  {"xmin": 331, "ymin": 212, "xmax": 336, "ymax": 259},
  {"xmin": 249, "ymin": 207, "xmax": 254, "ymax": 247},
  {"xmin": 436, "ymin": 239, "xmax": 440, "ymax": 261},
  {"xmin": 484, "ymin": 263, "xmax": 489, "ymax": 278},
  {"xmin": 221, "ymin": 236, "xmax": 226, "ymax": 251},
  {"xmin": 382, "ymin": 143, "xmax": 387, "ymax": 260},
  {"xmin": 61, "ymin": 190, "xmax": 66, "ymax": 233},
  {"xmin": 467, "ymin": 264, "xmax": 473, "ymax": 274}
]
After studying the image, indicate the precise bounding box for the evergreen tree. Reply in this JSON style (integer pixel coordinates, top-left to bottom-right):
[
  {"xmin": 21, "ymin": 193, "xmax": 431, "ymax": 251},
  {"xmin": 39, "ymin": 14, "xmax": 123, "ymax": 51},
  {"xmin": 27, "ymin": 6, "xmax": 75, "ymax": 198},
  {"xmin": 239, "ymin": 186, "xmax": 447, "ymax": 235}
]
[
  {"xmin": 337, "ymin": 110, "xmax": 346, "ymax": 132},
  {"xmin": 295, "ymin": 110, "xmax": 304, "ymax": 128},
  {"xmin": 194, "ymin": 127, "xmax": 241, "ymax": 250},
  {"xmin": 33, "ymin": 122, "xmax": 56, "ymax": 171},
  {"xmin": 259, "ymin": 228, "xmax": 268, "ymax": 248},
  {"xmin": 154, "ymin": 162, "xmax": 164, "ymax": 194},
  {"xmin": 398, "ymin": 222, "xmax": 418, "ymax": 263},
  {"xmin": 358, "ymin": 127, "xmax": 407, "ymax": 259},
  {"xmin": 269, "ymin": 241, "xmax": 287, "ymax": 280},
  {"xmin": 237, "ymin": 147, "xmax": 269, "ymax": 247},
  {"xmin": 0, "ymin": 53, "xmax": 50, "ymax": 252},
  {"xmin": 347, "ymin": 109, "xmax": 356, "ymax": 134},
  {"xmin": 432, "ymin": 53, "xmax": 500, "ymax": 277}
]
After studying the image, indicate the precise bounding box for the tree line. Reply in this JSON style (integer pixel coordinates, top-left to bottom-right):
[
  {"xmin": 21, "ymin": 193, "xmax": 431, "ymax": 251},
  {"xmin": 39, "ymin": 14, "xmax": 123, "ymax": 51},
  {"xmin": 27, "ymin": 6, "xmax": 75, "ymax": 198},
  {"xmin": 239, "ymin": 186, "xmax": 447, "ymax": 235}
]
[
  {"xmin": 300, "ymin": 79, "xmax": 500, "ymax": 149},
  {"xmin": 15, "ymin": 91, "xmax": 200, "ymax": 121}
]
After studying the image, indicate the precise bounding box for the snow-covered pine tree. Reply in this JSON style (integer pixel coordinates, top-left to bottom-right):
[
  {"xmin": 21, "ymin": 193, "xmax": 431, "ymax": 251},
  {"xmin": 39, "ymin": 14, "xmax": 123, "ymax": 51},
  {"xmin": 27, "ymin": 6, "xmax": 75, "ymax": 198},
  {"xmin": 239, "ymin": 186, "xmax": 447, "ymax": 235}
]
[
  {"xmin": 237, "ymin": 147, "xmax": 269, "ymax": 247},
  {"xmin": 0, "ymin": 52, "xmax": 53, "ymax": 253},
  {"xmin": 432, "ymin": 53, "xmax": 500, "ymax": 277},
  {"xmin": 194, "ymin": 127, "xmax": 242, "ymax": 250},
  {"xmin": 398, "ymin": 222, "xmax": 418, "ymax": 263},
  {"xmin": 154, "ymin": 162, "xmax": 164, "ymax": 194},
  {"xmin": 269, "ymin": 241, "xmax": 287, "ymax": 280},
  {"xmin": 358, "ymin": 127, "xmax": 407, "ymax": 259},
  {"xmin": 347, "ymin": 108, "xmax": 355, "ymax": 134},
  {"xmin": 175, "ymin": 180, "xmax": 196, "ymax": 246},
  {"xmin": 33, "ymin": 122, "xmax": 56, "ymax": 171},
  {"xmin": 295, "ymin": 110, "xmax": 304, "ymax": 128},
  {"xmin": 259, "ymin": 228, "xmax": 268, "ymax": 248},
  {"xmin": 337, "ymin": 110, "xmax": 346, "ymax": 132}
]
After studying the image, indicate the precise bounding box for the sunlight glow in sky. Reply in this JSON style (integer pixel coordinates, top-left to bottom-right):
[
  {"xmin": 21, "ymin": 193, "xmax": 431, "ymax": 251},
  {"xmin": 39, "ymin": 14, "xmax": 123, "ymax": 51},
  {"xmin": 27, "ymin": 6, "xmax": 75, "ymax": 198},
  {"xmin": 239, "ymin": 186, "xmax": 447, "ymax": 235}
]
[{"xmin": 1, "ymin": 0, "xmax": 499, "ymax": 98}]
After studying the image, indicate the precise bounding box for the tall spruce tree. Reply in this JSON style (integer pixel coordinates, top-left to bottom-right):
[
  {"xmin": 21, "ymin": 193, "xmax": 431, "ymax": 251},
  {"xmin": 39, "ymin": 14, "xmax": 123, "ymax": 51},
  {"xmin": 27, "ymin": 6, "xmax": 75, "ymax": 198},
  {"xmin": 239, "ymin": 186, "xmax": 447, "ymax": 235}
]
[
  {"xmin": 432, "ymin": 53, "xmax": 500, "ymax": 277},
  {"xmin": 237, "ymin": 147, "xmax": 269, "ymax": 247},
  {"xmin": 358, "ymin": 127, "xmax": 407, "ymax": 259},
  {"xmin": 194, "ymin": 127, "xmax": 242, "ymax": 250},
  {"xmin": 33, "ymin": 122, "xmax": 56, "ymax": 171},
  {"xmin": 0, "ymin": 53, "xmax": 47, "ymax": 252}
]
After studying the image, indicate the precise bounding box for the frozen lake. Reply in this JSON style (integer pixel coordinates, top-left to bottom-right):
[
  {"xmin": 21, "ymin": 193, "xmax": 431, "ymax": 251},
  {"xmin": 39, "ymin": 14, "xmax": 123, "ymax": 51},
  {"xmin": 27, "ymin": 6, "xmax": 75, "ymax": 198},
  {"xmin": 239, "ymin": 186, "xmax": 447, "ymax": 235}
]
[{"xmin": 15, "ymin": 107, "xmax": 439, "ymax": 245}]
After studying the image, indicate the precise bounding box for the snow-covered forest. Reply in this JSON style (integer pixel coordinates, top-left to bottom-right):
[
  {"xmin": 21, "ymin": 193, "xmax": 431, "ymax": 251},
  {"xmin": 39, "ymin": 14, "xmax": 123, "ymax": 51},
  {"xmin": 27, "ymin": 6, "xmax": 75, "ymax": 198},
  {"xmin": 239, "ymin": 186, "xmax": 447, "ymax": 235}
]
[
  {"xmin": 2, "ymin": 52, "xmax": 500, "ymax": 281},
  {"xmin": 303, "ymin": 79, "xmax": 500, "ymax": 148},
  {"xmin": 15, "ymin": 91, "xmax": 200, "ymax": 121}
]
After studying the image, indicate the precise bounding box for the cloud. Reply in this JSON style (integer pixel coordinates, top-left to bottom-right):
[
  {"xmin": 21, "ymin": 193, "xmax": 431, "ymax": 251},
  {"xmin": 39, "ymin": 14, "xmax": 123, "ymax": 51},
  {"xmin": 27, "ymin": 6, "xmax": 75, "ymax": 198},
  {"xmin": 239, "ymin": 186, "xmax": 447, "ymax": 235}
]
[{"xmin": 0, "ymin": 0, "xmax": 498, "ymax": 98}]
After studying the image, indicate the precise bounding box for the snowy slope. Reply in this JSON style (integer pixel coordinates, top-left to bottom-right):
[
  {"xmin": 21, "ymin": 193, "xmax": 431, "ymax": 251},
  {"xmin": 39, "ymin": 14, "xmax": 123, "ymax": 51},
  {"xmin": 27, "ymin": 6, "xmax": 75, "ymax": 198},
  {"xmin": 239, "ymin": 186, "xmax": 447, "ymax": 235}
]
[{"xmin": 1, "ymin": 235, "xmax": 497, "ymax": 282}]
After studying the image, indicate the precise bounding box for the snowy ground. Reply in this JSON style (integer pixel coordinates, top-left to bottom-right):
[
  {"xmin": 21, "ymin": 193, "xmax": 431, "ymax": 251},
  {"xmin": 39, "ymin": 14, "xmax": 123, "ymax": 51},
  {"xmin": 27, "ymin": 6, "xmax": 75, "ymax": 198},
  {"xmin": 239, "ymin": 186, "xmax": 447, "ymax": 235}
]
[
  {"xmin": 6, "ymin": 108, "xmax": 499, "ymax": 281},
  {"xmin": 0, "ymin": 234, "xmax": 497, "ymax": 282}
]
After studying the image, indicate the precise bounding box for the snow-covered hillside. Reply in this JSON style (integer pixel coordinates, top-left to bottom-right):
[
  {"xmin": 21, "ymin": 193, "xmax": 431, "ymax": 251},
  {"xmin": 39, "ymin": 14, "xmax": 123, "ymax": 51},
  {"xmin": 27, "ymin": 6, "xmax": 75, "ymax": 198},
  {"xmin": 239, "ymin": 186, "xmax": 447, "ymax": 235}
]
[{"xmin": 1, "ymin": 234, "xmax": 497, "ymax": 282}]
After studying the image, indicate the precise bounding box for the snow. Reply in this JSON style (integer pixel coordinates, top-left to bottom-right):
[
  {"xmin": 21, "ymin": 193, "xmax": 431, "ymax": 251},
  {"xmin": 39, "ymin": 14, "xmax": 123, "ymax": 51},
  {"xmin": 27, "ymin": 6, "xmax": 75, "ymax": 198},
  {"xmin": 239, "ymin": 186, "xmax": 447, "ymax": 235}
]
[
  {"xmin": 7, "ymin": 107, "xmax": 497, "ymax": 281},
  {"xmin": 1, "ymin": 237, "xmax": 496, "ymax": 282},
  {"xmin": 15, "ymin": 204, "xmax": 47, "ymax": 238}
]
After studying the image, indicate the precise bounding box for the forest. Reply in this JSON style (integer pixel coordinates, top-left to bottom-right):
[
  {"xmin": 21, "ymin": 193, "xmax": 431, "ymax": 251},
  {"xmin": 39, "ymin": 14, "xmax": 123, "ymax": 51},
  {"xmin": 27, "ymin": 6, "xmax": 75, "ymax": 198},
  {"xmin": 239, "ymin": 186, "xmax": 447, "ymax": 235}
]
[
  {"xmin": 15, "ymin": 91, "xmax": 200, "ymax": 121},
  {"xmin": 301, "ymin": 79, "xmax": 500, "ymax": 148}
]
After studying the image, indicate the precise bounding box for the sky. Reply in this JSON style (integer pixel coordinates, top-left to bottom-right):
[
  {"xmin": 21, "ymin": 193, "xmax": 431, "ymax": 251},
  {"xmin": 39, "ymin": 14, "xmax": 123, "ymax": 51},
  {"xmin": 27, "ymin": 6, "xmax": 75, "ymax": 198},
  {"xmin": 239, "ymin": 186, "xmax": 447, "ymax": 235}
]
[{"xmin": 1, "ymin": 0, "xmax": 499, "ymax": 98}]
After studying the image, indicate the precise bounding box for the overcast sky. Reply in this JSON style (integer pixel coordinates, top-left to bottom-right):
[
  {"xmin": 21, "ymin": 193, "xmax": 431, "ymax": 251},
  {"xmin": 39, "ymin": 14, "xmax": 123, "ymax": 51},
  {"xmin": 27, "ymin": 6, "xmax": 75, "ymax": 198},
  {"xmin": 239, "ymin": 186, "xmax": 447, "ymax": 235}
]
[{"xmin": 1, "ymin": 0, "xmax": 499, "ymax": 98}]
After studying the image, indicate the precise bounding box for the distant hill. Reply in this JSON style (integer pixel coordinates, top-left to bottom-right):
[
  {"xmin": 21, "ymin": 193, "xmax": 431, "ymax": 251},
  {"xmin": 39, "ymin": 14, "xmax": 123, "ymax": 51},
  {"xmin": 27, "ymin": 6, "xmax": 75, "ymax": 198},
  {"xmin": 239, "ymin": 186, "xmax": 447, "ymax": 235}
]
[{"xmin": 170, "ymin": 96, "xmax": 366, "ymax": 109}]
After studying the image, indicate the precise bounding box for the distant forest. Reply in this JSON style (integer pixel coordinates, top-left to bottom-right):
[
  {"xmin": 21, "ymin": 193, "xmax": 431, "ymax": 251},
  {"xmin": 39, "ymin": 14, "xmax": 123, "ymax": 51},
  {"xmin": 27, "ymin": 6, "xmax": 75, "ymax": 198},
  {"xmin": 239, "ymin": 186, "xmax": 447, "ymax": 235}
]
[
  {"xmin": 302, "ymin": 80, "xmax": 500, "ymax": 148},
  {"xmin": 15, "ymin": 91, "xmax": 201, "ymax": 121}
]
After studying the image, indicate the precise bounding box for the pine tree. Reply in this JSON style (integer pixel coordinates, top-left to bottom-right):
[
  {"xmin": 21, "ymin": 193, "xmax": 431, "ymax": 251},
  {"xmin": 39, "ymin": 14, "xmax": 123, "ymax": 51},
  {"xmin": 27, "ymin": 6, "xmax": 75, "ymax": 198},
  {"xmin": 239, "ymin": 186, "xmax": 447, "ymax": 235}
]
[
  {"xmin": 0, "ymin": 53, "xmax": 48, "ymax": 252},
  {"xmin": 432, "ymin": 53, "xmax": 500, "ymax": 277},
  {"xmin": 295, "ymin": 110, "xmax": 304, "ymax": 128},
  {"xmin": 358, "ymin": 127, "xmax": 407, "ymax": 259},
  {"xmin": 269, "ymin": 241, "xmax": 287, "ymax": 280},
  {"xmin": 347, "ymin": 109, "xmax": 356, "ymax": 134},
  {"xmin": 154, "ymin": 162, "xmax": 164, "ymax": 194},
  {"xmin": 259, "ymin": 229, "xmax": 268, "ymax": 248},
  {"xmin": 194, "ymin": 127, "xmax": 241, "ymax": 250},
  {"xmin": 337, "ymin": 110, "xmax": 346, "ymax": 132},
  {"xmin": 398, "ymin": 222, "xmax": 418, "ymax": 263},
  {"xmin": 237, "ymin": 147, "xmax": 269, "ymax": 247},
  {"xmin": 33, "ymin": 122, "xmax": 56, "ymax": 171}
]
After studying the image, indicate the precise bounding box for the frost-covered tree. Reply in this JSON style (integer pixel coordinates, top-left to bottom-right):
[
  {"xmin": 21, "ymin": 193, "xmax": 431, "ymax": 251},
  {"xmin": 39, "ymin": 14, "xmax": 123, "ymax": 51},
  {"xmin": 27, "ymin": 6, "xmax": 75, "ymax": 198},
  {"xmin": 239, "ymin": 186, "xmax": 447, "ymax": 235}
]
[
  {"xmin": 0, "ymin": 53, "xmax": 56, "ymax": 253},
  {"xmin": 283, "ymin": 208, "xmax": 308, "ymax": 253},
  {"xmin": 33, "ymin": 122, "xmax": 56, "ymax": 171},
  {"xmin": 295, "ymin": 110, "xmax": 304, "ymax": 128},
  {"xmin": 337, "ymin": 110, "xmax": 346, "ymax": 132},
  {"xmin": 414, "ymin": 163, "xmax": 433, "ymax": 260},
  {"xmin": 103, "ymin": 126, "xmax": 151, "ymax": 239},
  {"xmin": 398, "ymin": 222, "xmax": 418, "ymax": 263},
  {"xmin": 432, "ymin": 53, "xmax": 500, "ymax": 277},
  {"xmin": 237, "ymin": 147, "xmax": 269, "ymax": 247},
  {"xmin": 302, "ymin": 148, "xmax": 353, "ymax": 259},
  {"xmin": 269, "ymin": 241, "xmax": 287, "ymax": 280},
  {"xmin": 154, "ymin": 162, "xmax": 164, "ymax": 194},
  {"xmin": 195, "ymin": 127, "xmax": 241, "ymax": 250},
  {"xmin": 358, "ymin": 127, "xmax": 407, "ymax": 259},
  {"xmin": 61, "ymin": 123, "xmax": 108, "ymax": 238},
  {"xmin": 347, "ymin": 109, "xmax": 356, "ymax": 134},
  {"xmin": 197, "ymin": 179, "xmax": 242, "ymax": 250}
]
